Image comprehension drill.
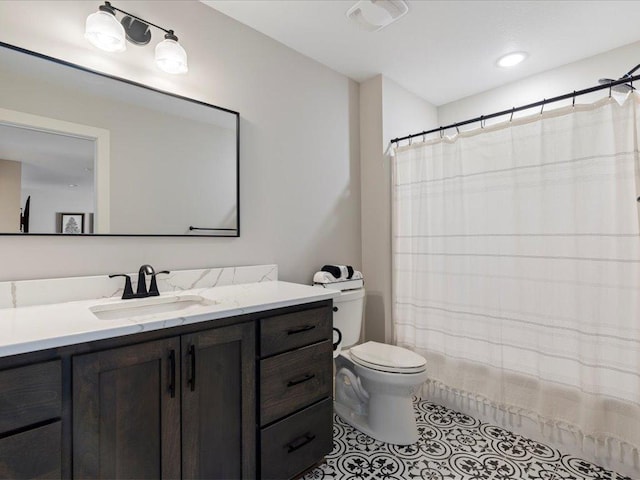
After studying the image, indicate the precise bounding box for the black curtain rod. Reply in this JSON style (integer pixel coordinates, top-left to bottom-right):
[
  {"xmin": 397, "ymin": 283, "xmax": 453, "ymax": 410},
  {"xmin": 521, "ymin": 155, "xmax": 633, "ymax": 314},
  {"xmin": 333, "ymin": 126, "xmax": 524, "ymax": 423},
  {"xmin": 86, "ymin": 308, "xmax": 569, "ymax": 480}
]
[{"xmin": 391, "ymin": 73, "xmax": 640, "ymax": 145}]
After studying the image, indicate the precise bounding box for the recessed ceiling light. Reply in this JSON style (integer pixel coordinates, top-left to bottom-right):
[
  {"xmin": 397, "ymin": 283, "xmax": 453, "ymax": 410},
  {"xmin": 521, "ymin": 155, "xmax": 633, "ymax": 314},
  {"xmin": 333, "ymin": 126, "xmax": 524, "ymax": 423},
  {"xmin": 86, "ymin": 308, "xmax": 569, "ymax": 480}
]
[
  {"xmin": 497, "ymin": 52, "xmax": 528, "ymax": 68},
  {"xmin": 68, "ymin": 184, "xmax": 79, "ymax": 188}
]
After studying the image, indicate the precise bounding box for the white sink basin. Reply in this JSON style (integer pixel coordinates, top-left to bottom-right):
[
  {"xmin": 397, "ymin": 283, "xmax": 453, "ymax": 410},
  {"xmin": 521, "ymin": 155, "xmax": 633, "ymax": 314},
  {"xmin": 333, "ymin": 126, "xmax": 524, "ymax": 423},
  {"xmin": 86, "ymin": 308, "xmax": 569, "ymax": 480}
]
[{"xmin": 90, "ymin": 294, "xmax": 213, "ymax": 320}]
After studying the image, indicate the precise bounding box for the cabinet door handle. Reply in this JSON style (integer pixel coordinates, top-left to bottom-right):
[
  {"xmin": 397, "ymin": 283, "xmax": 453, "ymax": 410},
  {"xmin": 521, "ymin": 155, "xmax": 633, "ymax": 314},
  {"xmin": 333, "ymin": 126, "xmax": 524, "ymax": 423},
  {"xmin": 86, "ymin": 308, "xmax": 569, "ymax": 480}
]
[
  {"xmin": 169, "ymin": 350, "xmax": 176, "ymax": 398},
  {"xmin": 286, "ymin": 433, "xmax": 316, "ymax": 453},
  {"xmin": 188, "ymin": 345, "xmax": 196, "ymax": 391},
  {"xmin": 286, "ymin": 325, "xmax": 315, "ymax": 335},
  {"xmin": 287, "ymin": 373, "xmax": 315, "ymax": 387}
]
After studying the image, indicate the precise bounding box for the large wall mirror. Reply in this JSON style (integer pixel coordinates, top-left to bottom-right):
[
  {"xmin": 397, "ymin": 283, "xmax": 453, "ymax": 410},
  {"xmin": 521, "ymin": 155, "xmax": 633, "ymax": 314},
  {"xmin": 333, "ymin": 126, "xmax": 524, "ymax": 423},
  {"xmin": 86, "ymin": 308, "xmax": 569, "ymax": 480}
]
[{"xmin": 0, "ymin": 42, "xmax": 239, "ymax": 236}]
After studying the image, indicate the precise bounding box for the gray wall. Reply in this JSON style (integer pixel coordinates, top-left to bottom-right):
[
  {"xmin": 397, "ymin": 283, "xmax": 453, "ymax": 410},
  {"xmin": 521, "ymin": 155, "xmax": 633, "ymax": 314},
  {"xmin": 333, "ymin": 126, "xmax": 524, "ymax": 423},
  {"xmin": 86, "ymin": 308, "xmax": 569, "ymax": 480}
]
[
  {"xmin": 360, "ymin": 75, "xmax": 438, "ymax": 343},
  {"xmin": 0, "ymin": 0, "xmax": 361, "ymax": 283}
]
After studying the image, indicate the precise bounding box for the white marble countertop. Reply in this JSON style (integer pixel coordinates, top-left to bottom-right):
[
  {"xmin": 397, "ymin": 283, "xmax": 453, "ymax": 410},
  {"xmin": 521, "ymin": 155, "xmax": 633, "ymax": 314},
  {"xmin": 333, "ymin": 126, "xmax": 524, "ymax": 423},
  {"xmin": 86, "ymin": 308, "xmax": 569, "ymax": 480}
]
[{"xmin": 0, "ymin": 281, "xmax": 339, "ymax": 358}]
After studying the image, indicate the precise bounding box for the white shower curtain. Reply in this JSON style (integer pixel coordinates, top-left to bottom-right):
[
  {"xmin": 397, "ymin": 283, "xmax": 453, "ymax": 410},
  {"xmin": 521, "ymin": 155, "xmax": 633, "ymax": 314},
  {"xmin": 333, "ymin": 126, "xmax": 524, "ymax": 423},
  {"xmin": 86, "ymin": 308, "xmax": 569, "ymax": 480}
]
[{"xmin": 392, "ymin": 95, "xmax": 640, "ymax": 460}]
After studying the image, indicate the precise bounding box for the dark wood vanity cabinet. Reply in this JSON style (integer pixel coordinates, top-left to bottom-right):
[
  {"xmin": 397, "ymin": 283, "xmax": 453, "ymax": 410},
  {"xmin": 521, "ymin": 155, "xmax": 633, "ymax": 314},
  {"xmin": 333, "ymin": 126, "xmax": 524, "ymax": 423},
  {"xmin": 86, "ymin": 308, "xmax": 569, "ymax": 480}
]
[
  {"xmin": 0, "ymin": 361, "xmax": 62, "ymax": 479},
  {"xmin": 258, "ymin": 306, "xmax": 334, "ymax": 480},
  {"xmin": 73, "ymin": 322, "xmax": 255, "ymax": 480},
  {"xmin": 0, "ymin": 299, "xmax": 332, "ymax": 480}
]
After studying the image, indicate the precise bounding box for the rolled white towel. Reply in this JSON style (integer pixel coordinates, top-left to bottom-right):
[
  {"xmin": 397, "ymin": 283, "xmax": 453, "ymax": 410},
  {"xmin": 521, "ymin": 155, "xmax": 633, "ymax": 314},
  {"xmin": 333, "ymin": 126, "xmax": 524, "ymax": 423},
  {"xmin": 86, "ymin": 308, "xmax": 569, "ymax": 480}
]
[
  {"xmin": 337, "ymin": 266, "xmax": 349, "ymax": 278},
  {"xmin": 313, "ymin": 271, "xmax": 336, "ymax": 283},
  {"xmin": 320, "ymin": 264, "xmax": 361, "ymax": 280},
  {"xmin": 313, "ymin": 270, "xmax": 362, "ymax": 284}
]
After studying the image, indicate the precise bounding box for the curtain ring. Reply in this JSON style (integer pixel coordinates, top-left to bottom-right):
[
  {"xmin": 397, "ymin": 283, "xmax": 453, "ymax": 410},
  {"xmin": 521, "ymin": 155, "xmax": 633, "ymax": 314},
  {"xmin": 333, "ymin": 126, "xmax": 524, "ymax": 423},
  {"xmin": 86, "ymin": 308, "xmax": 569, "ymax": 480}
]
[
  {"xmin": 455, "ymin": 126, "xmax": 460, "ymax": 134},
  {"xmin": 422, "ymin": 133, "xmax": 426, "ymax": 143},
  {"xmin": 540, "ymin": 100, "xmax": 545, "ymax": 115},
  {"xmin": 439, "ymin": 127, "xmax": 444, "ymax": 139},
  {"xmin": 480, "ymin": 115, "xmax": 485, "ymax": 128},
  {"xmin": 609, "ymin": 80, "xmax": 613, "ymax": 98},
  {"xmin": 572, "ymin": 91, "xmax": 576, "ymax": 107},
  {"xmin": 509, "ymin": 108, "xmax": 515, "ymax": 122},
  {"xmin": 409, "ymin": 136, "xmax": 413, "ymax": 145}
]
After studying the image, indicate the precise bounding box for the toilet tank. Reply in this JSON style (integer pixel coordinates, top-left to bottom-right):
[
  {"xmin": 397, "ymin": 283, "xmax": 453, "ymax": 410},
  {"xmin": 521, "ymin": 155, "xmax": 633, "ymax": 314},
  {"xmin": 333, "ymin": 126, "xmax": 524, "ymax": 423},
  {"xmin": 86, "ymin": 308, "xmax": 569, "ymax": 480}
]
[{"xmin": 333, "ymin": 288, "xmax": 365, "ymax": 348}]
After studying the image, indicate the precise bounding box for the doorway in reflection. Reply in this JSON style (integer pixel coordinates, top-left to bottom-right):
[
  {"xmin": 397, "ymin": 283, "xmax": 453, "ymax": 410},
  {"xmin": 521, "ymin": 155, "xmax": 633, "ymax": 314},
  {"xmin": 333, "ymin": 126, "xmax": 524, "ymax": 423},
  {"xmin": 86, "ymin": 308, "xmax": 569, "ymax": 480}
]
[{"xmin": 0, "ymin": 123, "xmax": 95, "ymax": 234}]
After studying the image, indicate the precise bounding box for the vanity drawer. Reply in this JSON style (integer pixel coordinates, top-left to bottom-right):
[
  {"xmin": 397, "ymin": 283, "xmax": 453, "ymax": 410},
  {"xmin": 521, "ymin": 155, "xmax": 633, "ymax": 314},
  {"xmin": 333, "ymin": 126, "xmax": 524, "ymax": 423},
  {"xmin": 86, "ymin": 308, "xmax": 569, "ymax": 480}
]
[
  {"xmin": 260, "ymin": 398, "xmax": 333, "ymax": 480},
  {"xmin": 0, "ymin": 420, "xmax": 62, "ymax": 479},
  {"xmin": 260, "ymin": 306, "xmax": 332, "ymax": 357},
  {"xmin": 260, "ymin": 341, "xmax": 332, "ymax": 425},
  {"xmin": 0, "ymin": 360, "xmax": 61, "ymax": 433}
]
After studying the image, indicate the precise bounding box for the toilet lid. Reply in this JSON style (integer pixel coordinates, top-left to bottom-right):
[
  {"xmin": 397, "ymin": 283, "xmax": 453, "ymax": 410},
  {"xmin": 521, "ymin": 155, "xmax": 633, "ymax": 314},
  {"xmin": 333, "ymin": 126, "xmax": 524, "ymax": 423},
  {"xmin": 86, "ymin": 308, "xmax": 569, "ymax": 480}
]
[{"xmin": 349, "ymin": 341, "xmax": 427, "ymax": 374}]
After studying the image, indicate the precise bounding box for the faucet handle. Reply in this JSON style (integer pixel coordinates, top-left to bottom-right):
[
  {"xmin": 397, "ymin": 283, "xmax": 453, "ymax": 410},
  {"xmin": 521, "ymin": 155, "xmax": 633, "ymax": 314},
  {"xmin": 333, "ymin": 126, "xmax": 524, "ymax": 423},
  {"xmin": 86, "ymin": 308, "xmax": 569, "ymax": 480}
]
[
  {"xmin": 149, "ymin": 270, "xmax": 170, "ymax": 297},
  {"xmin": 109, "ymin": 274, "xmax": 134, "ymax": 299}
]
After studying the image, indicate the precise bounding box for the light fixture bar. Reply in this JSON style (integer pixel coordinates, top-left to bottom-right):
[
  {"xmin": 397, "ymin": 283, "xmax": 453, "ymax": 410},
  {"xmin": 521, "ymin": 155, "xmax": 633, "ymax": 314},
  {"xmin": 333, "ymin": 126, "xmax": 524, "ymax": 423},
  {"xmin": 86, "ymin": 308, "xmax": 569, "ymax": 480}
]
[{"xmin": 105, "ymin": 1, "xmax": 173, "ymax": 35}]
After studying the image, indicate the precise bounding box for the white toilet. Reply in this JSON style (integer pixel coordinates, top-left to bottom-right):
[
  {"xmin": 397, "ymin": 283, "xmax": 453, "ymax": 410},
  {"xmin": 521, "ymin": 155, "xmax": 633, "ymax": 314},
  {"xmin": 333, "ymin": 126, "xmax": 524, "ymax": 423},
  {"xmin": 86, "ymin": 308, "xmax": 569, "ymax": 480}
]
[{"xmin": 332, "ymin": 287, "xmax": 428, "ymax": 445}]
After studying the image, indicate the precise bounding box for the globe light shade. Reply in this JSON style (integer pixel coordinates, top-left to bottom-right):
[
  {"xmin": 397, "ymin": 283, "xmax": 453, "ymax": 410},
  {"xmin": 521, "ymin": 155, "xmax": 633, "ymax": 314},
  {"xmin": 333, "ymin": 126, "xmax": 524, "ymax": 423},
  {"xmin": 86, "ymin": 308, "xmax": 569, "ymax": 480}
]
[
  {"xmin": 85, "ymin": 9, "xmax": 126, "ymax": 53},
  {"xmin": 155, "ymin": 37, "xmax": 188, "ymax": 74}
]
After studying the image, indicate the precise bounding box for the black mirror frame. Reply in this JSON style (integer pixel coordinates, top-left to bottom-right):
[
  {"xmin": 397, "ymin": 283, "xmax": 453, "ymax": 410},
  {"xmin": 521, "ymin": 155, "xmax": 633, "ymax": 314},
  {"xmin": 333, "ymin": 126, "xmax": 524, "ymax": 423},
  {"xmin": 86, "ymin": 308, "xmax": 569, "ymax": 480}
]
[{"xmin": 0, "ymin": 41, "xmax": 240, "ymax": 238}]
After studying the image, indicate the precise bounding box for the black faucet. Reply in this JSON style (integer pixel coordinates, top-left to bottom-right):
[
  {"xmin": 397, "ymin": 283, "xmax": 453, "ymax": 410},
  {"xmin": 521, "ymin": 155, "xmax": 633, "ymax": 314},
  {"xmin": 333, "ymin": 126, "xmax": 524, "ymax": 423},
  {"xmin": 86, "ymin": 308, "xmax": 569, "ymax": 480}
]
[
  {"xmin": 136, "ymin": 264, "xmax": 155, "ymax": 297},
  {"xmin": 109, "ymin": 265, "xmax": 170, "ymax": 300}
]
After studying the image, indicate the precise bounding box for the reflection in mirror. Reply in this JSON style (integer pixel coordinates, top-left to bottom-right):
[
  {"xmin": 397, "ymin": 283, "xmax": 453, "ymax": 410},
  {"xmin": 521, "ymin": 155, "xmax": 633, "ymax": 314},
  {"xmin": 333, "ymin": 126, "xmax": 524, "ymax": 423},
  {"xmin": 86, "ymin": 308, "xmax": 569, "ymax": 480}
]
[
  {"xmin": 0, "ymin": 123, "xmax": 95, "ymax": 234},
  {"xmin": 0, "ymin": 42, "xmax": 239, "ymax": 236}
]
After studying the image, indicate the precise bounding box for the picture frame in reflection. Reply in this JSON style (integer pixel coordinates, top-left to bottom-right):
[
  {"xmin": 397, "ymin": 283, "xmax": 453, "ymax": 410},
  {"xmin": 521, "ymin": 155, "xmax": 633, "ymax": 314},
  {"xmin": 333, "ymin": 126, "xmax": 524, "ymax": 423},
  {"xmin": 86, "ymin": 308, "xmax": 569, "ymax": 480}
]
[{"xmin": 58, "ymin": 213, "xmax": 85, "ymax": 234}]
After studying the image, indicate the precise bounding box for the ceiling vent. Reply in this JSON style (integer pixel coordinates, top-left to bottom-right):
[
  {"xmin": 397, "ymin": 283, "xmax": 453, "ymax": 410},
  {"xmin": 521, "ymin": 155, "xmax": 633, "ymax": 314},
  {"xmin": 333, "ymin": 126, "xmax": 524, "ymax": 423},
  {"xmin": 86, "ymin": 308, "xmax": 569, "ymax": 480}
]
[{"xmin": 346, "ymin": 0, "xmax": 408, "ymax": 32}]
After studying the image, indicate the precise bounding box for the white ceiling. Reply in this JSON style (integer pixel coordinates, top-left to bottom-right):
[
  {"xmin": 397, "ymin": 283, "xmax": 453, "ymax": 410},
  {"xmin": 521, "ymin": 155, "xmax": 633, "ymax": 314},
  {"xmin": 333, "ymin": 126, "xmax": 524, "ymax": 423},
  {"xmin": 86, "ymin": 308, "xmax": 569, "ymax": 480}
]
[
  {"xmin": 0, "ymin": 124, "xmax": 94, "ymax": 189},
  {"xmin": 203, "ymin": 0, "xmax": 640, "ymax": 106}
]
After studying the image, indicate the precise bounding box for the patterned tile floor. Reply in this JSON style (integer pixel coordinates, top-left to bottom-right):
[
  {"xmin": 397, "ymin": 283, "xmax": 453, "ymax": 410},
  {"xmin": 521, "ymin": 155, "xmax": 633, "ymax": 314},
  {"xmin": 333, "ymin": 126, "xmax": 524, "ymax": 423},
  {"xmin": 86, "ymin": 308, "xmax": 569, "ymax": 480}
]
[{"xmin": 303, "ymin": 399, "xmax": 632, "ymax": 480}]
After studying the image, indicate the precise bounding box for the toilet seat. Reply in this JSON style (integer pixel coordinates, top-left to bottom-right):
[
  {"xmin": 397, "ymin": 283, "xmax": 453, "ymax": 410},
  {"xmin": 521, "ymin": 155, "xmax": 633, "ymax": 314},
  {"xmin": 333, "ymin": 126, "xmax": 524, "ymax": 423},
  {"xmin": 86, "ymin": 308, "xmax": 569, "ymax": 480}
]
[{"xmin": 349, "ymin": 341, "xmax": 426, "ymax": 374}]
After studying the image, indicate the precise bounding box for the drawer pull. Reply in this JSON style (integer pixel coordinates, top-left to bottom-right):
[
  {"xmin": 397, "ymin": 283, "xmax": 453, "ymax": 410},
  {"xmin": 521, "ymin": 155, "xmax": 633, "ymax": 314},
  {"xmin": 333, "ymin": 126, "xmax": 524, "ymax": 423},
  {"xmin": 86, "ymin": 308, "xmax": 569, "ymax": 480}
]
[
  {"xmin": 287, "ymin": 373, "xmax": 316, "ymax": 387},
  {"xmin": 286, "ymin": 433, "xmax": 316, "ymax": 453},
  {"xmin": 287, "ymin": 325, "xmax": 316, "ymax": 335}
]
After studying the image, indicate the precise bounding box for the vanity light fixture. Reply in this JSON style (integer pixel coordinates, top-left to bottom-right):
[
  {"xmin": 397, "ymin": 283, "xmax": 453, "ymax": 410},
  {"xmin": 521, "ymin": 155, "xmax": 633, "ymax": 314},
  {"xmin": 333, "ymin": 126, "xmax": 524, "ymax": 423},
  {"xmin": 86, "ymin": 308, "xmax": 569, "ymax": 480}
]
[
  {"xmin": 84, "ymin": 1, "xmax": 188, "ymax": 74},
  {"xmin": 84, "ymin": 2, "xmax": 126, "ymax": 52},
  {"xmin": 497, "ymin": 51, "xmax": 528, "ymax": 68}
]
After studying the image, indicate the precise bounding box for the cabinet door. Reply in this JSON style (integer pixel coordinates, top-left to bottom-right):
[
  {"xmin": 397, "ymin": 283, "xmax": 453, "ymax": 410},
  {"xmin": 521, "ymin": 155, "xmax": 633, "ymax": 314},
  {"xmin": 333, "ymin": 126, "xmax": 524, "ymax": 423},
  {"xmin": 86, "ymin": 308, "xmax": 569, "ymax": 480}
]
[
  {"xmin": 73, "ymin": 337, "xmax": 181, "ymax": 479},
  {"xmin": 182, "ymin": 322, "xmax": 256, "ymax": 480}
]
